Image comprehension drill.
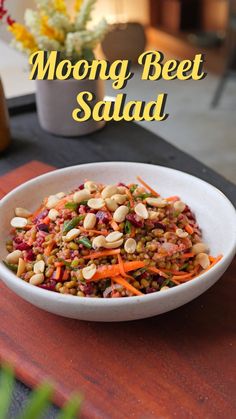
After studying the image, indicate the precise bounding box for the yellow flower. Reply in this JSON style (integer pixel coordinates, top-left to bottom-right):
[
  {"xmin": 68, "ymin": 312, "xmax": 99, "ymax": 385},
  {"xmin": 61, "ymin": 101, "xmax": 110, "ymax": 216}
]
[
  {"xmin": 74, "ymin": 0, "xmax": 83, "ymax": 12},
  {"xmin": 8, "ymin": 23, "xmax": 38, "ymax": 53},
  {"xmin": 41, "ymin": 15, "xmax": 65, "ymax": 43},
  {"xmin": 54, "ymin": 0, "xmax": 67, "ymax": 14}
]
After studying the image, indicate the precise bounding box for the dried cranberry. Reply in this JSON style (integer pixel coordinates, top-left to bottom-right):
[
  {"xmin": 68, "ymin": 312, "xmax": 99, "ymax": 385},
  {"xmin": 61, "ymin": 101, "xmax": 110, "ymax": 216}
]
[
  {"xmin": 96, "ymin": 211, "xmax": 111, "ymax": 224},
  {"xmin": 126, "ymin": 213, "xmax": 144, "ymax": 228},
  {"xmin": 81, "ymin": 284, "xmax": 93, "ymax": 295},
  {"xmin": 118, "ymin": 182, "xmax": 126, "ymax": 187},
  {"xmin": 146, "ymin": 287, "xmax": 156, "ymax": 294},
  {"xmin": 153, "ymin": 221, "xmax": 166, "ymax": 231},
  {"xmin": 37, "ymin": 223, "xmax": 49, "ymax": 233}
]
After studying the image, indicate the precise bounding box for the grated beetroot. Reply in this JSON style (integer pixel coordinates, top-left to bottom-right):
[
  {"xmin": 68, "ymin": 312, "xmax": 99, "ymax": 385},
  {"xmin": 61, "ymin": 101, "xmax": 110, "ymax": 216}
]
[
  {"xmin": 39, "ymin": 280, "xmax": 56, "ymax": 291},
  {"xmin": 15, "ymin": 241, "xmax": 31, "ymax": 251},
  {"xmin": 96, "ymin": 211, "xmax": 111, "ymax": 224},
  {"xmin": 37, "ymin": 223, "xmax": 49, "ymax": 232},
  {"xmin": 126, "ymin": 213, "xmax": 144, "ymax": 228},
  {"xmin": 35, "ymin": 209, "xmax": 48, "ymax": 221},
  {"xmin": 26, "ymin": 249, "xmax": 35, "ymax": 261}
]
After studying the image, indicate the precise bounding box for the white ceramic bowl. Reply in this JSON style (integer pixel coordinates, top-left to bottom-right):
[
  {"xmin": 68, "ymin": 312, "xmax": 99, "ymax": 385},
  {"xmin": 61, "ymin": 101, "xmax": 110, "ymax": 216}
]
[{"xmin": 0, "ymin": 162, "xmax": 235, "ymax": 322}]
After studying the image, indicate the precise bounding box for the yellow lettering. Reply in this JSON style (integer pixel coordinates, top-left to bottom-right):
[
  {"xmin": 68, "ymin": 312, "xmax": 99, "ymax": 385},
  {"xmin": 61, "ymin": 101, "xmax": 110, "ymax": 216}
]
[
  {"xmin": 72, "ymin": 91, "xmax": 93, "ymax": 122},
  {"xmin": 29, "ymin": 50, "xmax": 58, "ymax": 80}
]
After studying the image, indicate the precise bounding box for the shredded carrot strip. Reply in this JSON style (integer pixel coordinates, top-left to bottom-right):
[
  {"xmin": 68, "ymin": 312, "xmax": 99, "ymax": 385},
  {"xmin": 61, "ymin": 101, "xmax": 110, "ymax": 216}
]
[
  {"xmin": 113, "ymin": 276, "xmax": 143, "ymax": 296},
  {"xmin": 179, "ymin": 253, "xmax": 195, "ymax": 259},
  {"xmin": 205, "ymin": 254, "xmax": 223, "ymax": 272},
  {"xmin": 80, "ymin": 227, "xmax": 108, "ymax": 236},
  {"xmin": 41, "ymin": 216, "xmax": 50, "ymax": 225},
  {"xmin": 54, "ymin": 194, "xmax": 73, "ymax": 210},
  {"xmin": 118, "ymin": 254, "xmax": 126, "ymax": 277},
  {"xmin": 185, "ymin": 224, "xmax": 194, "ymax": 235},
  {"xmin": 54, "ymin": 266, "xmax": 61, "ymax": 280},
  {"xmin": 130, "ymin": 225, "xmax": 136, "ymax": 238},
  {"xmin": 170, "ymin": 278, "xmax": 181, "ymax": 285},
  {"xmin": 27, "ymin": 236, "xmax": 34, "ymax": 246},
  {"xmin": 30, "ymin": 205, "xmax": 44, "ymax": 220},
  {"xmin": 44, "ymin": 241, "xmax": 55, "ymax": 256},
  {"xmin": 110, "ymin": 220, "xmax": 120, "ymax": 231},
  {"xmin": 89, "ymin": 261, "xmax": 145, "ymax": 282},
  {"xmin": 147, "ymin": 266, "xmax": 169, "ymax": 279},
  {"xmin": 161, "ymin": 268, "xmax": 192, "ymax": 276},
  {"xmin": 166, "ymin": 196, "xmax": 180, "ymax": 202},
  {"xmin": 126, "ymin": 189, "xmax": 134, "ymax": 207},
  {"xmin": 137, "ymin": 176, "xmax": 159, "ymax": 197},
  {"xmin": 62, "ymin": 269, "xmax": 69, "ymax": 281},
  {"xmin": 83, "ymin": 249, "xmax": 121, "ymax": 260},
  {"xmin": 172, "ymin": 272, "xmax": 193, "ymax": 281},
  {"xmin": 55, "ymin": 261, "xmax": 64, "ymax": 267},
  {"xmin": 172, "ymin": 266, "xmax": 200, "ymax": 282}
]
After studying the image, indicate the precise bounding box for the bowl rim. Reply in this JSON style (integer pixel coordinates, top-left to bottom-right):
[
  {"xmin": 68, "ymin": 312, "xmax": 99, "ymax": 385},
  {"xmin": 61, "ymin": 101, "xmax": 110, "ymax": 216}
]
[{"xmin": 0, "ymin": 161, "xmax": 235, "ymax": 306}]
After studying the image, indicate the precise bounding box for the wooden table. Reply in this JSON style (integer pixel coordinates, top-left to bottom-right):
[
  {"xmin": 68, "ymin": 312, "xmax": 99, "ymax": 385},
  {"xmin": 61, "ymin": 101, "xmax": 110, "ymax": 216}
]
[{"xmin": 0, "ymin": 95, "xmax": 235, "ymax": 418}]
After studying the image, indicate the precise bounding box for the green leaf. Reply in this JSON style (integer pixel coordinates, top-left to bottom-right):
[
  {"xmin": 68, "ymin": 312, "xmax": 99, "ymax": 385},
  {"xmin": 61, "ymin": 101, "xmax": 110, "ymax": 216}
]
[
  {"xmin": 0, "ymin": 364, "xmax": 15, "ymax": 419},
  {"xmin": 63, "ymin": 216, "xmax": 84, "ymax": 233},
  {"xmin": 124, "ymin": 220, "xmax": 132, "ymax": 234},
  {"xmin": 77, "ymin": 237, "xmax": 92, "ymax": 249},
  {"xmin": 65, "ymin": 202, "xmax": 79, "ymax": 211},
  {"xmin": 57, "ymin": 394, "xmax": 82, "ymax": 419},
  {"xmin": 18, "ymin": 382, "xmax": 53, "ymax": 419},
  {"xmin": 2, "ymin": 261, "xmax": 18, "ymax": 272}
]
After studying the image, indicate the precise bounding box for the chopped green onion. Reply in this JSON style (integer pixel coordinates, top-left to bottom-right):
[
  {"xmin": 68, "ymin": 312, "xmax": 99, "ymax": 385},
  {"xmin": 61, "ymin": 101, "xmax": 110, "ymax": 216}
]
[
  {"xmin": 136, "ymin": 193, "xmax": 151, "ymax": 200},
  {"xmin": 130, "ymin": 184, "xmax": 138, "ymax": 193},
  {"xmin": 79, "ymin": 200, "xmax": 88, "ymax": 205},
  {"xmin": 180, "ymin": 263, "xmax": 189, "ymax": 271},
  {"xmin": 63, "ymin": 215, "xmax": 84, "ymax": 233},
  {"xmin": 124, "ymin": 220, "xmax": 132, "ymax": 234},
  {"xmin": 65, "ymin": 202, "xmax": 78, "ymax": 211},
  {"xmin": 77, "ymin": 237, "xmax": 92, "ymax": 249},
  {"xmin": 2, "ymin": 261, "xmax": 18, "ymax": 272}
]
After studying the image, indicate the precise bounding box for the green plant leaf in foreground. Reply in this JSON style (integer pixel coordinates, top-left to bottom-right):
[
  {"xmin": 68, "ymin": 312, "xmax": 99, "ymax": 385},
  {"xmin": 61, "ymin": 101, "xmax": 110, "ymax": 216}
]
[
  {"xmin": 0, "ymin": 364, "xmax": 15, "ymax": 419},
  {"xmin": 57, "ymin": 394, "xmax": 83, "ymax": 419},
  {"xmin": 18, "ymin": 382, "xmax": 53, "ymax": 419}
]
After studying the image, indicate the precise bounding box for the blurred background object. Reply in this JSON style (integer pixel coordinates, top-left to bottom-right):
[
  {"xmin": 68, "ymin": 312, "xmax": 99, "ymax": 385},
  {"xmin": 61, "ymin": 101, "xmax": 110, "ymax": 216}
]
[
  {"xmin": 0, "ymin": 78, "xmax": 11, "ymax": 153},
  {"xmin": 212, "ymin": 0, "xmax": 236, "ymax": 106},
  {"xmin": 0, "ymin": 0, "xmax": 108, "ymax": 137},
  {"xmin": 101, "ymin": 0, "xmax": 146, "ymax": 62}
]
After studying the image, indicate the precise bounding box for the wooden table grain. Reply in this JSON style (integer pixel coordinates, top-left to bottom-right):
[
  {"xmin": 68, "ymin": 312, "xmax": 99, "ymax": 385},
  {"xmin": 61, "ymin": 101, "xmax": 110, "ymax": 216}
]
[{"xmin": 0, "ymin": 161, "xmax": 235, "ymax": 419}]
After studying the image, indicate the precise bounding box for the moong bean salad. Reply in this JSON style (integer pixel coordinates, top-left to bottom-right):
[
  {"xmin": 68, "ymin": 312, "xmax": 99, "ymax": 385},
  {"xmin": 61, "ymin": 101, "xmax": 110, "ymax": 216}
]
[{"xmin": 3, "ymin": 177, "xmax": 222, "ymax": 298}]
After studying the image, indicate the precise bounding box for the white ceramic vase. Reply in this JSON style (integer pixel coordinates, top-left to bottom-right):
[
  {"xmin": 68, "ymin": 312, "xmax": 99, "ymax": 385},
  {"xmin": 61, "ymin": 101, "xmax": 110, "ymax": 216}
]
[{"xmin": 36, "ymin": 78, "xmax": 105, "ymax": 137}]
